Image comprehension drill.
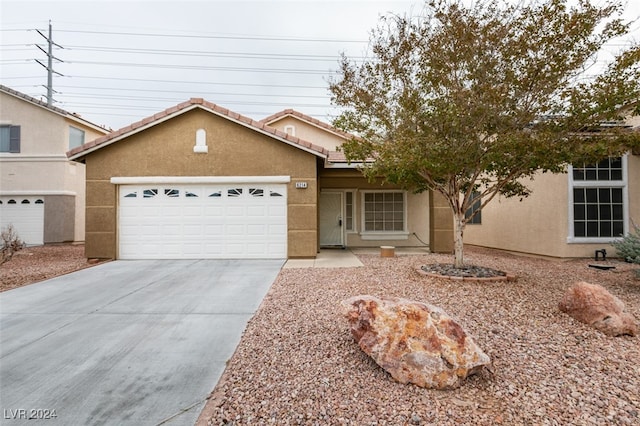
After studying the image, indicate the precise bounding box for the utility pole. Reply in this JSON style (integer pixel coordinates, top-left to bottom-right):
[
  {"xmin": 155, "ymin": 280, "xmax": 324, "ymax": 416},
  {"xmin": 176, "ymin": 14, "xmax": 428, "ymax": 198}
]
[{"xmin": 35, "ymin": 20, "xmax": 63, "ymax": 107}]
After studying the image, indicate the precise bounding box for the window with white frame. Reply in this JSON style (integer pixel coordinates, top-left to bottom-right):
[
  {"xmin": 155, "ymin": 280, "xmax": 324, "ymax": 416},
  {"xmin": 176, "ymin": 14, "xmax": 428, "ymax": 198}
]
[
  {"xmin": 69, "ymin": 126, "xmax": 85, "ymax": 150},
  {"xmin": 569, "ymin": 156, "xmax": 627, "ymax": 241},
  {"xmin": 345, "ymin": 191, "xmax": 354, "ymax": 231},
  {"xmin": 362, "ymin": 191, "xmax": 405, "ymax": 232},
  {"xmin": 0, "ymin": 125, "xmax": 20, "ymax": 153}
]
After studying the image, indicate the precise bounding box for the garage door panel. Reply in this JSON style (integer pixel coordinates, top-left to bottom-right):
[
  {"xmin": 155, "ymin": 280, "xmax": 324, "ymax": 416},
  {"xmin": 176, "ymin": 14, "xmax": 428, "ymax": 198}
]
[
  {"xmin": 226, "ymin": 206, "xmax": 245, "ymax": 216},
  {"xmin": 226, "ymin": 224, "xmax": 245, "ymax": 235},
  {"xmin": 183, "ymin": 225, "xmax": 203, "ymax": 237},
  {"xmin": 247, "ymin": 224, "xmax": 265, "ymax": 235},
  {"xmin": 118, "ymin": 183, "xmax": 287, "ymax": 259},
  {"xmin": 183, "ymin": 243, "xmax": 204, "ymax": 255},
  {"xmin": 247, "ymin": 205, "xmax": 266, "ymax": 216},
  {"xmin": 162, "ymin": 244, "xmax": 182, "ymax": 256},
  {"xmin": 269, "ymin": 224, "xmax": 287, "ymax": 234},
  {"xmin": 163, "ymin": 224, "xmax": 182, "ymax": 236}
]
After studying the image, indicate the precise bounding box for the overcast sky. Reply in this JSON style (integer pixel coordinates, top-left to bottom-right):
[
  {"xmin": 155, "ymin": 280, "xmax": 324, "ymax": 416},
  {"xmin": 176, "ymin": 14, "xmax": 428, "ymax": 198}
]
[{"xmin": 1, "ymin": 0, "xmax": 638, "ymax": 130}]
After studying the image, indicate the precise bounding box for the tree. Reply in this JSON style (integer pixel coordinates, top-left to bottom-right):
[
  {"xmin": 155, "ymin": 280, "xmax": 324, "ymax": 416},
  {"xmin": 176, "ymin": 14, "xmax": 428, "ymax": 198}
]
[{"xmin": 330, "ymin": 0, "xmax": 640, "ymax": 268}]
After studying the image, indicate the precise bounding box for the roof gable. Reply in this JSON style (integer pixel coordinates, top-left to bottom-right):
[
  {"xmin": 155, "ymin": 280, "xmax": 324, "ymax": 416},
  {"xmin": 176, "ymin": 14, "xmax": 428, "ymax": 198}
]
[
  {"xmin": 261, "ymin": 109, "xmax": 354, "ymax": 141},
  {"xmin": 0, "ymin": 84, "xmax": 108, "ymax": 134},
  {"xmin": 67, "ymin": 99, "xmax": 329, "ymax": 160}
]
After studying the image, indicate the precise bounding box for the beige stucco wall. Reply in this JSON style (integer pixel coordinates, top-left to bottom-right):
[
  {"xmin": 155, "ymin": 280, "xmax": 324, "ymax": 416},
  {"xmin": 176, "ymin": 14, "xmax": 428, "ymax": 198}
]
[
  {"xmin": 319, "ymin": 169, "xmax": 430, "ymax": 249},
  {"xmin": 83, "ymin": 108, "xmax": 319, "ymax": 259},
  {"xmin": 465, "ymin": 154, "xmax": 640, "ymax": 258},
  {"xmin": 0, "ymin": 91, "xmax": 105, "ymax": 242},
  {"xmin": 267, "ymin": 116, "xmax": 346, "ymax": 151}
]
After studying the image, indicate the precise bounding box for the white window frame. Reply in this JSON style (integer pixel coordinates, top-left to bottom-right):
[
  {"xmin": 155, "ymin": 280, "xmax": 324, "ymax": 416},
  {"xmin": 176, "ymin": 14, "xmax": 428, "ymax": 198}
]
[
  {"xmin": 344, "ymin": 190, "xmax": 356, "ymax": 232},
  {"xmin": 360, "ymin": 190, "xmax": 409, "ymax": 240},
  {"xmin": 567, "ymin": 155, "xmax": 629, "ymax": 243}
]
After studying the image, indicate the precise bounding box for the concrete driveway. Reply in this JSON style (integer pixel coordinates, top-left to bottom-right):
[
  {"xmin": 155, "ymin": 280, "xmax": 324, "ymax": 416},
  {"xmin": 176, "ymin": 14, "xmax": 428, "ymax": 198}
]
[{"xmin": 0, "ymin": 259, "xmax": 284, "ymax": 425}]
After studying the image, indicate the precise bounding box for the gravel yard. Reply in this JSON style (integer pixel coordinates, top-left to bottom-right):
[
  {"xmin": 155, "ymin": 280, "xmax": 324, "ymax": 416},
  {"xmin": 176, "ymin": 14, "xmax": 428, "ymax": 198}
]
[
  {"xmin": 0, "ymin": 244, "xmax": 102, "ymax": 292},
  {"xmin": 2, "ymin": 245, "xmax": 639, "ymax": 424},
  {"xmin": 207, "ymin": 247, "xmax": 640, "ymax": 425}
]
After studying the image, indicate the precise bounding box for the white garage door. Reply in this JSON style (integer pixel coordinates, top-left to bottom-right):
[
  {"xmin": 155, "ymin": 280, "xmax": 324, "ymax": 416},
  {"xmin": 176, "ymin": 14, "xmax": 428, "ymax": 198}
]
[
  {"xmin": 0, "ymin": 196, "xmax": 45, "ymax": 245},
  {"xmin": 118, "ymin": 183, "xmax": 287, "ymax": 259}
]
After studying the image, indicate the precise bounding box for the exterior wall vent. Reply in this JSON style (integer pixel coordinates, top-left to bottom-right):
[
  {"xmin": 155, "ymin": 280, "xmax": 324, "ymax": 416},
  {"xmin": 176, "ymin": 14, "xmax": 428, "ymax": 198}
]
[{"xmin": 194, "ymin": 128, "xmax": 208, "ymax": 153}]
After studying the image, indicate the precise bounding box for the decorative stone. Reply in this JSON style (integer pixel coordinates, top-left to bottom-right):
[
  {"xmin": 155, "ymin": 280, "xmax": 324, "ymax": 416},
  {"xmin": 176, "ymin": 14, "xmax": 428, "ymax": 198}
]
[
  {"xmin": 558, "ymin": 282, "xmax": 637, "ymax": 337},
  {"xmin": 341, "ymin": 295, "xmax": 490, "ymax": 389}
]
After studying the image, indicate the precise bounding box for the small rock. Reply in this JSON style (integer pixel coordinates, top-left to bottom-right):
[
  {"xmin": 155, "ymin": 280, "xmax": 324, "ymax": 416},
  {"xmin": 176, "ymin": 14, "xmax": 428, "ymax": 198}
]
[
  {"xmin": 341, "ymin": 295, "xmax": 490, "ymax": 389},
  {"xmin": 558, "ymin": 282, "xmax": 637, "ymax": 337}
]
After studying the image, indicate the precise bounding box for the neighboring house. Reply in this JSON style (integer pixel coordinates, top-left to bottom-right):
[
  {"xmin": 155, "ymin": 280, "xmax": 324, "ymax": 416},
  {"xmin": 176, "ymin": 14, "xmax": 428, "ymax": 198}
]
[
  {"xmin": 465, "ymin": 114, "xmax": 640, "ymax": 258},
  {"xmin": 68, "ymin": 99, "xmax": 453, "ymax": 260},
  {"xmin": 0, "ymin": 85, "xmax": 108, "ymax": 245}
]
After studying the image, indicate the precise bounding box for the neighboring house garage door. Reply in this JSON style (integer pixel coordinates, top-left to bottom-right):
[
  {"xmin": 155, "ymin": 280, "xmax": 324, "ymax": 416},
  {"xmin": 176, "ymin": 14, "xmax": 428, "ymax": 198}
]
[
  {"xmin": 118, "ymin": 183, "xmax": 287, "ymax": 259},
  {"xmin": 0, "ymin": 196, "xmax": 45, "ymax": 246}
]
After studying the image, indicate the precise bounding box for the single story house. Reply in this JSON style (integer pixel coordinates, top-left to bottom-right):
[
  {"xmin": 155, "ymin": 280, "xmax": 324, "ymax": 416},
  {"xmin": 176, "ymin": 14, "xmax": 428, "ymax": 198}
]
[
  {"xmin": 0, "ymin": 85, "xmax": 108, "ymax": 245},
  {"xmin": 68, "ymin": 99, "xmax": 453, "ymax": 260}
]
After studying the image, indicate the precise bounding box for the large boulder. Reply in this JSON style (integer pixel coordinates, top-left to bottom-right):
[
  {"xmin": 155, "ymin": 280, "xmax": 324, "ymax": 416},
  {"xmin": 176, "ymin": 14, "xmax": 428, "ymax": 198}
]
[
  {"xmin": 341, "ymin": 295, "xmax": 490, "ymax": 389},
  {"xmin": 558, "ymin": 281, "xmax": 637, "ymax": 337}
]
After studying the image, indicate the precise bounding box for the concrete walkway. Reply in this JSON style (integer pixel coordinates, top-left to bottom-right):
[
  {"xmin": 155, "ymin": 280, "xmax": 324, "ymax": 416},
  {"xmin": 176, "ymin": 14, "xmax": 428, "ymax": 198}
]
[
  {"xmin": 283, "ymin": 247, "xmax": 431, "ymax": 269},
  {"xmin": 283, "ymin": 249, "xmax": 364, "ymax": 268},
  {"xmin": 0, "ymin": 259, "xmax": 283, "ymax": 426}
]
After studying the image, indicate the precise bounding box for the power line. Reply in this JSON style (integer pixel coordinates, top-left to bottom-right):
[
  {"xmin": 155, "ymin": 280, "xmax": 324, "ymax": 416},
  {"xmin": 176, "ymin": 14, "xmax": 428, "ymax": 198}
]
[
  {"xmin": 61, "ymin": 99, "xmax": 329, "ymax": 109},
  {"xmin": 62, "ymin": 44, "xmax": 358, "ymax": 62},
  {"xmin": 53, "ymin": 28, "xmax": 367, "ymax": 43},
  {"xmin": 56, "ymin": 87, "xmax": 329, "ymax": 99},
  {"xmin": 63, "ymin": 59, "xmax": 335, "ymax": 75},
  {"xmin": 59, "ymin": 75, "xmax": 329, "ymax": 90}
]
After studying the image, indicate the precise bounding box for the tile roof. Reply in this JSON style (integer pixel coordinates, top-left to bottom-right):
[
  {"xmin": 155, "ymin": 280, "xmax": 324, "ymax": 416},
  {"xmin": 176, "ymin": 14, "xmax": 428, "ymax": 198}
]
[
  {"xmin": 67, "ymin": 98, "xmax": 331, "ymax": 160},
  {"xmin": 261, "ymin": 109, "xmax": 355, "ymax": 140},
  {"xmin": 0, "ymin": 84, "xmax": 108, "ymax": 132}
]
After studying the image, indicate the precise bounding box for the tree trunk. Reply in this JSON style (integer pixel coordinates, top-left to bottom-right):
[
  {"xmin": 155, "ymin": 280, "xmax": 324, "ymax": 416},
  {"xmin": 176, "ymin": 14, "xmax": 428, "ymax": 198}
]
[{"xmin": 453, "ymin": 212, "xmax": 465, "ymax": 268}]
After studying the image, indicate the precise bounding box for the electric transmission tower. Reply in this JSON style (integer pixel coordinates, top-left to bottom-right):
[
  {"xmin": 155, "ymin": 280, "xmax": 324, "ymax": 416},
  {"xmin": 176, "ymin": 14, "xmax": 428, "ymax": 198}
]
[{"xmin": 35, "ymin": 20, "xmax": 63, "ymax": 107}]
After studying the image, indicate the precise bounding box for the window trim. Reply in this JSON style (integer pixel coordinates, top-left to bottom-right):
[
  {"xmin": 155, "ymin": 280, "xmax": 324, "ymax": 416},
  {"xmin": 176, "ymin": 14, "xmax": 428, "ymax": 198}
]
[
  {"xmin": 0, "ymin": 124, "xmax": 20, "ymax": 153},
  {"xmin": 360, "ymin": 190, "xmax": 409, "ymax": 240},
  {"xmin": 567, "ymin": 155, "xmax": 629, "ymax": 243}
]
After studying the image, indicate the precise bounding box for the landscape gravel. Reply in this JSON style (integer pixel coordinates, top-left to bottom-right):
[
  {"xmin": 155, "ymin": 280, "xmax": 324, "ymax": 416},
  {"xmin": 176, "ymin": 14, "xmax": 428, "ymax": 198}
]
[
  {"xmin": 208, "ymin": 247, "xmax": 640, "ymax": 425},
  {"xmin": 0, "ymin": 244, "xmax": 100, "ymax": 292},
  {"xmin": 2, "ymin": 245, "xmax": 638, "ymax": 424}
]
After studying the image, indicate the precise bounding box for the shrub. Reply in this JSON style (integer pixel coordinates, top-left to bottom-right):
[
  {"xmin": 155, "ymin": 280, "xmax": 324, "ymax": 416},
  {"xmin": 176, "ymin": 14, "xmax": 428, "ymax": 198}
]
[
  {"xmin": 1, "ymin": 224, "xmax": 25, "ymax": 265},
  {"xmin": 612, "ymin": 220, "xmax": 640, "ymax": 264}
]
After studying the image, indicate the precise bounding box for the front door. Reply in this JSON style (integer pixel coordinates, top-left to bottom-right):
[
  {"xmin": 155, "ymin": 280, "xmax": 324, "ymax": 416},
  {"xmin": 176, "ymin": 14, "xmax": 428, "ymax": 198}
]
[{"xmin": 319, "ymin": 192, "xmax": 343, "ymax": 247}]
